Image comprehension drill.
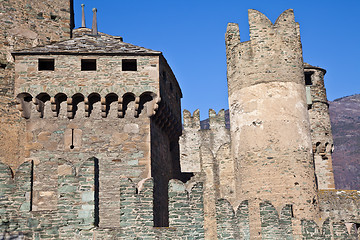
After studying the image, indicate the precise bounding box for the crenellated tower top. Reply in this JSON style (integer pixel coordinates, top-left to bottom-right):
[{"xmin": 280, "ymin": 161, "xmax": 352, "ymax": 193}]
[{"xmin": 226, "ymin": 9, "xmax": 304, "ymax": 93}]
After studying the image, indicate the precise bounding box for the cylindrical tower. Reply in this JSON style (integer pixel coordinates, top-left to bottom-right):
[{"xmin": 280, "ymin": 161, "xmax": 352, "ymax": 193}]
[
  {"xmin": 304, "ymin": 63, "xmax": 335, "ymax": 189},
  {"xmin": 226, "ymin": 9, "xmax": 319, "ymax": 238}
]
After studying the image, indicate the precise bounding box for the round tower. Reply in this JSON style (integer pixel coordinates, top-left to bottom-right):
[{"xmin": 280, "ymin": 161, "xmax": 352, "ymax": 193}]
[
  {"xmin": 226, "ymin": 9, "xmax": 319, "ymax": 238},
  {"xmin": 304, "ymin": 63, "xmax": 335, "ymax": 189}
]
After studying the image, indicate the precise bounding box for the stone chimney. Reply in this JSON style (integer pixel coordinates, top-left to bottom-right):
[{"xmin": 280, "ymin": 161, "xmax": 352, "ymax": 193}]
[
  {"xmin": 92, "ymin": 8, "xmax": 98, "ymax": 35},
  {"xmin": 81, "ymin": 4, "xmax": 86, "ymax": 28}
]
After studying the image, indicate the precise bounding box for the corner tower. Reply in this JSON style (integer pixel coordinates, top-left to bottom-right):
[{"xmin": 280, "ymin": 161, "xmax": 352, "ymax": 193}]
[
  {"xmin": 305, "ymin": 63, "xmax": 335, "ymax": 189},
  {"xmin": 226, "ymin": 9, "xmax": 319, "ymax": 237}
]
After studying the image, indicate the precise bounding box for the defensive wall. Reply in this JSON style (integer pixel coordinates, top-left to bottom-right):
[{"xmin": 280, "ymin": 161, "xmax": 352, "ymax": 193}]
[
  {"xmin": 0, "ymin": 160, "xmax": 358, "ymax": 239},
  {"xmin": 0, "ymin": 1, "xmax": 360, "ymax": 239}
]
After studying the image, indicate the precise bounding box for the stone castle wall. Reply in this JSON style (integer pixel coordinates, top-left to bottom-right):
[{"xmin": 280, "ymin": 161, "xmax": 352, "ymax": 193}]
[
  {"xmin": 0, "ymin": 0, "xmax": 74, "ymax": 173},
  {"xmin": 0, "ymin": 161, "xmax": 205, "ymax": 239},
  {"xmin": 0, "ymin": 161, "xmax": 357, "ymax": 239},
  {"xmin": 0, "ymin": 0, "xmax": 73, "ymax": 96},
  {"xmin": 1, "ymin": 1, "xmax": 360, "ymax": 239}
]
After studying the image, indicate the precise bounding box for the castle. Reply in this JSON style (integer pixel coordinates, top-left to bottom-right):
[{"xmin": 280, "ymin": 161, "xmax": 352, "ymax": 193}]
[{"xmin": 0, "ymin": 1, "xmax": 359, "ymax": 239}]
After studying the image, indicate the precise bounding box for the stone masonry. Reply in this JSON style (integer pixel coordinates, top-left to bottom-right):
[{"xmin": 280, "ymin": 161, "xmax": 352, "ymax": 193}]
[{"xmin": 0, "ymin": 1, "xmax": 359, "ymax": 239}]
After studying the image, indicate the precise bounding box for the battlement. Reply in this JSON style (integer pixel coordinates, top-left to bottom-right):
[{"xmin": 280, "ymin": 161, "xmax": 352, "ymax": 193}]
[
  {"xmin": 183, "ymin": 109, "xmax": 200, "ymax": 128},
  {"xmin": 0, "ymin": 160, "xmax": 205, "ymax": 239},
  {"xmin": 183, "ymin": 109, "xmax": 227, "ymax": 130},
  {"xmin": 180, "ymin": 109, "xmax": 230, "ymax": 173},
  {"xmin": 0, "ymin": 158, "xmax": 356, "ymax": 239},
  {"xmin": 226, "ymin": 9, "xmax": 304, "ymax": 93}
]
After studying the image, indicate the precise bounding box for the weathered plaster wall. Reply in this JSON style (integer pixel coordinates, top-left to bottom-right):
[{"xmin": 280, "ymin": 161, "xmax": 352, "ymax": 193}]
[{"xmin": 225, "ymin": 9, "xmax": 319, "ymax": 238}]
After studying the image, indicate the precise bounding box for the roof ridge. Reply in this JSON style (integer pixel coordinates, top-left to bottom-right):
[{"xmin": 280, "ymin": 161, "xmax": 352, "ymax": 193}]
[{"xmin": 12, "ymin": 33, "xmax": 161, "ymax": 55}]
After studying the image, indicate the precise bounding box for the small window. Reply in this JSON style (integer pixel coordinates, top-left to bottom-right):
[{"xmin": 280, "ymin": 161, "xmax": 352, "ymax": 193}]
[
  {"xmin": 122, "ymin": 59, "xmax": 137, "ymax": 71},
  {"xmin": 305, "ymin": 72, "xmax": 313, "ymax": 85},
  {"xmin": 38, "ymin": 59, "xmax": 54, "ymax": 71},
  {"xmin": 81, "ymin": 59, "xmax": 97, "ymax": 71}
]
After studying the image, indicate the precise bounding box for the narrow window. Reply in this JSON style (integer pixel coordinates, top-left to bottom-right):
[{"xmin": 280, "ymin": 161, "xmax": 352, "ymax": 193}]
[
  {"xmin": 81, "ymin": 59, "xmax": 97, "ymax": 71},
  {"xmin": 30, "ymin": 160, "xmax": 34, "ymax": 211},
  {"xmin": 94, "ymin": 157, "xmax": 100, "ymax": 227},
  {"xmin": 38, "ymin": 59, "xmax": 54, "ymax": 71},
  {"xmin": 70, "ymin": 128, "xmax": 74, "ymax": 149},
  {"xmin": 122, "ymin": 59, "xmax": 137, "ymax": 71},
  {"xmin": 305, "ymin": 72, "xmax": 313, "ymax": 85}
]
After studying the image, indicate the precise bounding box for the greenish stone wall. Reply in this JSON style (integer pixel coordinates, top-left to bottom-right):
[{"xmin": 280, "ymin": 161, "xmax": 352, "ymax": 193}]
[
  {"xmin": 260, "ymin": 202, "xmax": 293, "ymax": 239},
  {"xmin": 216, "ymin": 199, "xmax": 250, "ymax": 239},
  {"xmin": 0, "ymin": 161, "xmax": 205, "ymax": 239}
]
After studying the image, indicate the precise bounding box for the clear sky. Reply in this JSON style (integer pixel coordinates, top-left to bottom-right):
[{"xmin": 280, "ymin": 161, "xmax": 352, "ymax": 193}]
[{"xmin": 74, "ymin": 0, "xmax": 360, "ymax": 120}]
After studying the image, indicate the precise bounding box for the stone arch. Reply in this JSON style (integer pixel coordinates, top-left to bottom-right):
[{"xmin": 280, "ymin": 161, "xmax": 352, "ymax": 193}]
[
  {"xmin": 122, "ymin": 92, "xmax": 135, "ymax": 118},
  {"xmin": 87, "ymin": 92, "xmax": 101, "ymax": 117},
  {"xmin": 138, "ymin": 91, "xmax": 156, "ymax": 117},
  {"xmin": 35, "ymin": 92, "xmax": 51, "ymax": 118},
  {"xmin": 71, "ymin": 93, "xmax": 85, "ymax": 119},
  {"xmin": 16, "ymin": 92, "xmax": 33, "ymax": 119},
  {"xmin": 105, "ymin": 93, "xmax": 118, "ymax": 118},
  {"xmin": 54, "ymin": 93, "xmax": 67, "ymax": 117}
]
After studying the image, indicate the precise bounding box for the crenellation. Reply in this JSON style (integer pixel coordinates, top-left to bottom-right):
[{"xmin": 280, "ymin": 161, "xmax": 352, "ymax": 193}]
[
  {"xmin": 182, "ymin": 109, "xmax": 200, "ymax": 129},
  {"xmin": 209, "ymin": 108, "xmax": 225, "ymax": 129}
]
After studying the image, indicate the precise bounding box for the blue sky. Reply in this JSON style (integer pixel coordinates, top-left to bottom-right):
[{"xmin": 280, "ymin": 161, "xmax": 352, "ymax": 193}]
[{"xmin": 74, "ymin": 0, "xmax": 360, "ymax": 120}]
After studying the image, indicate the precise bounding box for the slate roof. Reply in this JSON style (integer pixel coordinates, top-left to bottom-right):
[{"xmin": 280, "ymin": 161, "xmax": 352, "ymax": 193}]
[
  {"xmin": 12, "ymin": 31, "xmax": 161, "ymax": 56},
  {"xmin": 304, "ymin": 62, "xmax": 326, "ymax": 73}
]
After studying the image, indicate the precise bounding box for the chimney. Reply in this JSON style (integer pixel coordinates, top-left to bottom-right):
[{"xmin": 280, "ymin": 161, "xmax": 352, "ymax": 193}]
[
  {"xmin": 92, "ymin": 8, "xmax": 98, "ymax": 35},
  {"xmin": 81, "ymin": 4, "xmax": 86, "ymax": 28}
]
